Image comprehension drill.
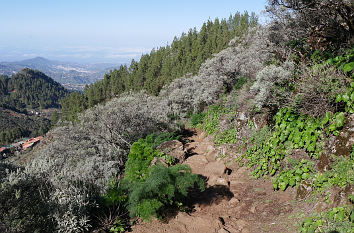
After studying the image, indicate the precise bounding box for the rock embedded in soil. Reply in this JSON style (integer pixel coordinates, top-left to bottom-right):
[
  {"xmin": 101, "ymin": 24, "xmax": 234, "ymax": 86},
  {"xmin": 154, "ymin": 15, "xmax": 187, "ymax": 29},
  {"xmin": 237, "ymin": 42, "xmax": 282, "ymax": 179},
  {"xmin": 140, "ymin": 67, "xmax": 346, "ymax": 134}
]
[
  {"xmin": 156, "ymin": 140, "xmax": 186, "ymax": 162},
  {"xmin": 184, "ymin": 154, "xmax": 209, "ymax": 175},
  {"xmin": 205, "ymin": 161, "xmax": 227, "ymax": 176},
  {"xmin": 206, "ymin": 150, "xmax": 218, "ymax": 162}
]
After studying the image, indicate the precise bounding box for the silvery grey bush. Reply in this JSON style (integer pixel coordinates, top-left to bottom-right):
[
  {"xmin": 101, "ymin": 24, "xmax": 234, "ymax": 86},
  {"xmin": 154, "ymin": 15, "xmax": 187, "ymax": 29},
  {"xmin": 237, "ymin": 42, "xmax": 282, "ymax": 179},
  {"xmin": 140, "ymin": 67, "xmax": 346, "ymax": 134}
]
[
  {"xmin": 0, "ymin": 165, "xmax": 54, "ymax": 233},
  {"xmin": 250, "ymin": 61, "xmax": 295, "ymax": 109}
]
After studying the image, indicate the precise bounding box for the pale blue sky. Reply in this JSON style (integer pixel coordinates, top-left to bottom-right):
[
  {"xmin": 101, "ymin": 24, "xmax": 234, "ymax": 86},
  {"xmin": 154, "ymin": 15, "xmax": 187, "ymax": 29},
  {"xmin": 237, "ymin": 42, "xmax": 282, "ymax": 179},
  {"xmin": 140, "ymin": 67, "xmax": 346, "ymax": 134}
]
[{"xmin": 0, "ymin": 0, "xmax": 267, "ymax": 63}]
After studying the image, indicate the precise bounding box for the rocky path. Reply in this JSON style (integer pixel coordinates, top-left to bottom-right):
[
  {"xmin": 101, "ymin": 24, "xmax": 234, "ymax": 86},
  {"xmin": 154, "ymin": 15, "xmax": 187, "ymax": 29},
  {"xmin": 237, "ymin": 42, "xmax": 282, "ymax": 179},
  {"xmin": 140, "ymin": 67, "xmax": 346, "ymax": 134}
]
[{"xmin": 131, "ymin": 129, "xmax": 301, "ymax": 233}]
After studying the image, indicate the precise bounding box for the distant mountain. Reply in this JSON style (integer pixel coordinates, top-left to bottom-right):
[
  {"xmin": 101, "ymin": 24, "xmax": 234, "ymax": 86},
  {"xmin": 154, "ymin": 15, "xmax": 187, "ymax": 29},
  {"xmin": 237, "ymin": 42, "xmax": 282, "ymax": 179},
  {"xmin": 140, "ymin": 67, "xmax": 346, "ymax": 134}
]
[
  {"xmin": 0, "ymin": 68, "xmax": 69, "ymax": 112},
  {"xmin": 0, "ymin": 57, "xmax": 119, "ymax": 90}
]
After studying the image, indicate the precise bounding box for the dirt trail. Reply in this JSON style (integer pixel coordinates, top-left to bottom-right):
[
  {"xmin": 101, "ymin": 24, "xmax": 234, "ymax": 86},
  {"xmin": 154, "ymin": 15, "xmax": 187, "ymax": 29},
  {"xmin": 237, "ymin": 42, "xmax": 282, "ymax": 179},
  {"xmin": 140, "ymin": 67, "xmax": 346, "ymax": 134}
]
[{"xmin": 131, "ymin": 129, "xmax": 301, "ymax": 233}]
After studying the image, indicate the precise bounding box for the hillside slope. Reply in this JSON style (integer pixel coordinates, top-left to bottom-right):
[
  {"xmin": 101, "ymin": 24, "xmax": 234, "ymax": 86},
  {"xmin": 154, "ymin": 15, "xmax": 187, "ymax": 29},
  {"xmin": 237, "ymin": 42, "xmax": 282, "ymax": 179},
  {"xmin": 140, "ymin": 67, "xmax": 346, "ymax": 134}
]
[
  {"xmin": 0, "ymin": 1, "xmax": 353, "ymax": 232},
  {"xmin": 0, "ymin": 68, "xmax": 68, "ymax": 145},
  {"xmin": 0, "ymin": 68, "xmax": 69, "ymax": 112}
]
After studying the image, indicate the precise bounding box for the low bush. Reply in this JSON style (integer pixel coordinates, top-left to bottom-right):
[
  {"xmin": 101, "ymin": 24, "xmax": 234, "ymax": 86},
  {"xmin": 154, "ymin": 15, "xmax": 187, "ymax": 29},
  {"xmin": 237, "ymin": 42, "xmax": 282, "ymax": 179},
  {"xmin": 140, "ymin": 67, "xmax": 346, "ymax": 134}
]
[
  {"xmin": 124, "ymin": 132, "xmax": 181, "ymax": 182},
  {"xmin": 123, "ymin": 164, "xmax": 205, "ymax": 221},
  {"xmin": 292, "ymin": 64, "xmax": 349, "ymax": 118},
  {"xmin": 250, "ymin": 61, "xmax": 295, "ymax": 109}
]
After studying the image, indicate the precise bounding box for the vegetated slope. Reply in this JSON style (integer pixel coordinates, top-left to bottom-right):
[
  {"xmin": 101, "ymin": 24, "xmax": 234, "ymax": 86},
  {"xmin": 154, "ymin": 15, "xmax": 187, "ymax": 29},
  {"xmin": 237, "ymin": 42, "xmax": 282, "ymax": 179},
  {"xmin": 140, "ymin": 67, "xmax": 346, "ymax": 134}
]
[
  {"xmin": 0, "ymin": 108, "xmax": 51, "ymax": 146},
  {"xmin": 0, "ymin": 1, "xmax": 353, "ymax": 232},
  {"xmin": 0, "ymin": 57, "xmax": 117, "ymax": 88},
  {"xmin": 0, "ymin": 68, "xmax": 68, "ymax": 145},
  {"xmin": 60, "ymin": 11, "xmax": 258, "ymax": 121},
  {"xmin": 0, "ymin": 68, "xmax": 69, "ymax": 112},
  {"xmin": 0, "ymin": 24, "xmax": 271, "ymax": 232}
]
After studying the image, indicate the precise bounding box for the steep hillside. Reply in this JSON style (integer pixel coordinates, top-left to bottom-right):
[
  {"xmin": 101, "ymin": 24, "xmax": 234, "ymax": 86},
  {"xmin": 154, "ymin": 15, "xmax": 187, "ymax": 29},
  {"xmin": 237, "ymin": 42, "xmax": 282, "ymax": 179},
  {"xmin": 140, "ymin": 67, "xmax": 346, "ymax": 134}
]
[
  {"xmin": 0, "ymin": 107, "xmax": 51, "ymax": 146},
  {"xmin": 0, "ymin": 68, "xmax": 67, "ymax": 145},
  {"xmin": 0, "ymin": 1, "xmax": 353, "ymax": 233},
  {"xmin": 0, "ymin": 68, "xmax": 69, "ymax": 112},
  {"xmin": 60, "ymin": 12, "xmax": 258, "ymax": 121}
]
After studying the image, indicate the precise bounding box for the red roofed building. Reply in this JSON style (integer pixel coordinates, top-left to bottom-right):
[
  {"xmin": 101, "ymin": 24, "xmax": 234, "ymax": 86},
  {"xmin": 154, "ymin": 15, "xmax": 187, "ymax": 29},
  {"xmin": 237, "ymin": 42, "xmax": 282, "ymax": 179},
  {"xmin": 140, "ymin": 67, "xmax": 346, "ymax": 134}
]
[{"xmin": 22, "ymin": 136, "xmax": 43, "ymax": 151}]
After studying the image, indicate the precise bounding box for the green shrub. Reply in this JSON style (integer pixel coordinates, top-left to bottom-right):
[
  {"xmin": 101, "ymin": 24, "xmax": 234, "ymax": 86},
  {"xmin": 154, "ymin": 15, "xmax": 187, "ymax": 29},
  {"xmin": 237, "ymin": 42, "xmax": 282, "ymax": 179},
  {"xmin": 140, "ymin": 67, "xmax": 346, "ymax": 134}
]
[
  {"xmin": 124, "ymin": 164, "xmax": 205, "ymax": 221},
  {"xmin": 124, "ymin": 132, "xmax": 182, "ymax": 182},
  {"xmin": 0, "ymin": 173, "xmax": 54, "ymax": 233},
  {"xmin": 124, "ymin": 138, "xmax": 164, "ymax": 182}
]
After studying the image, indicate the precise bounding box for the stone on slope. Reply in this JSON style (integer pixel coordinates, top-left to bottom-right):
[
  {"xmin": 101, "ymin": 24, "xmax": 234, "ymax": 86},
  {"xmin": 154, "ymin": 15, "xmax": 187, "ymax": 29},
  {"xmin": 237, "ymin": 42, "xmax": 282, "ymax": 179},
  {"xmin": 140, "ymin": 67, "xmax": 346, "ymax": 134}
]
[
  {"xmin": 184, "ymin": 154, "xmax": 209, "ymax": 175},
  {"xmin": 157, "ymin": 140, "xmax": 185, "ymax": 162},
  {"xmin": 205, "ymin": 161, "xmax": 227, "ymax": 176}
]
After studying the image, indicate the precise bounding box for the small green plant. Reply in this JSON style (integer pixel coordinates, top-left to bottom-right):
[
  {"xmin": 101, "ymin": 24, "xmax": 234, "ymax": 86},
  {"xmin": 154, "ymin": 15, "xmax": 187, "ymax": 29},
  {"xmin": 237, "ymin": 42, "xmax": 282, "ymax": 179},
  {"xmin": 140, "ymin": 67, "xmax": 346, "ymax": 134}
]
[
  {"xmin": 247, "ymin": 119, "xmax": 255, "ymax": 129},
  {"xmin": 349, "ymin": 194, "xmax": 354, "ymax": 203},
  {"xmin": 273, "ymin": 160, "xmax": 314, "ymax": 191},
  {"xmin": 201, "ymin": 105, "xmax": 231, "ymax": 135},
  {"xmin": 190, "ymin": 112, "xmax": 206, "ymax": 127},
  {"xmin": 110, "ymin": 219, "xmax": 126, "ymax": 233},
  {"xmin": 214, "ymin": 128, "xmax": 237, "ymax": 146},
  {"xmin": 299, "ymin": 206, "xmax": 354, "ymax": 233},
  {"xmin": 218, "ymin": 153, "xmax": 228, "ymax": 159},
  {"xmin": 324, "ymin": 48, "xmax": 354, "ymax": 75},
  {"xmin": 312, "ymin": 155, "xmax": 354, "ymax": 192},
  {"xmin": 160, "ymin": 153, "xmax": 178, "ymax": 166},
  {"xmin": 233, "ymin": 76, "xmax": 248, "ymax": 90},
  {"xmin": 244, "ymin": 108, "xmax": 325, "ymax": 180},
  {"xmin": 124, "ymin": 132, "xmax": 182, "ymax": 182},
  {"xmin": 336, "ymin": 82, "xmax": 354, "ymax": 114},
  {"xmin": 241, "ymin": 107, "xmax": 348, "ymax": 185}
]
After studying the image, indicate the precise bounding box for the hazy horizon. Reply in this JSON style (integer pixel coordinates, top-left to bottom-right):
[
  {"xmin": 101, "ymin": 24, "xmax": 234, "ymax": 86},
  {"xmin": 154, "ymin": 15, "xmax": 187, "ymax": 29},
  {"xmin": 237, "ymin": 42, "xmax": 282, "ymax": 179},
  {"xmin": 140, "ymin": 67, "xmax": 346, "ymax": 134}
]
[{"xmin": 0, "ymin": 0, "xmax": 267, "ymax": 64}]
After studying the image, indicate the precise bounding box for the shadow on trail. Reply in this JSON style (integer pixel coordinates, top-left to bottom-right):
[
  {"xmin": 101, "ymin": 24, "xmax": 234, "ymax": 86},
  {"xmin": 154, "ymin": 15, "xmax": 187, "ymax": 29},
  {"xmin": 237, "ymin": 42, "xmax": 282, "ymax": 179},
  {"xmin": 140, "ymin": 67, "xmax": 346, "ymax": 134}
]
[{"xmin": 161, "ymin": 178, "xmax": 234, "ymax": 223}]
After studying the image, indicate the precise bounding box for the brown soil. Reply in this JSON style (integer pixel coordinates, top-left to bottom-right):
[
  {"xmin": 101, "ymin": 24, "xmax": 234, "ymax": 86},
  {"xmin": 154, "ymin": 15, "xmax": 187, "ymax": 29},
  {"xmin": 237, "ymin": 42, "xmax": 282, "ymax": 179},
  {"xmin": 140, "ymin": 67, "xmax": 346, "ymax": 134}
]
[{"xmin": 130, "ymin": 129, "xmax": 314, "ymax": 233}]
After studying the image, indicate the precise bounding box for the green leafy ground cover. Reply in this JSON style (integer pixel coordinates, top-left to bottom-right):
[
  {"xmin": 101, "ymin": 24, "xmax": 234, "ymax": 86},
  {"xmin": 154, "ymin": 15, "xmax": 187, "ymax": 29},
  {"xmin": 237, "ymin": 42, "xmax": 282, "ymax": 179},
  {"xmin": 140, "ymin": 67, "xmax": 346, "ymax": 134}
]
[{"xmin": 190, "ymin": 51, "xmax": 354, "ymax": 232}]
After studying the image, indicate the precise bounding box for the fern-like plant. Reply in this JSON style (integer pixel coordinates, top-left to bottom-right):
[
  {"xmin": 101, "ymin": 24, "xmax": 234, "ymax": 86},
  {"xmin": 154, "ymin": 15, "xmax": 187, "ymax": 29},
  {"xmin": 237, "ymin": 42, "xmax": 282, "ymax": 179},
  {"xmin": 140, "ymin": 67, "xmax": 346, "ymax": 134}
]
[{"xmin": 124, "ymin": 164, "xmax": 205, "ymax": 221}]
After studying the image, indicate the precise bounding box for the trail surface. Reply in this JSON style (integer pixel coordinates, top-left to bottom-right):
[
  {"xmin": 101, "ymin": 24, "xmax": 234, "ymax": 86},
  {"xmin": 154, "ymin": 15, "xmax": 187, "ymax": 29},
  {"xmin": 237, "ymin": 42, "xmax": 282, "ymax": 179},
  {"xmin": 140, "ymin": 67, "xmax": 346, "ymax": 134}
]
[{"xmin": 131, "ymin": 129, "xmax": 303, "ymax": 233}]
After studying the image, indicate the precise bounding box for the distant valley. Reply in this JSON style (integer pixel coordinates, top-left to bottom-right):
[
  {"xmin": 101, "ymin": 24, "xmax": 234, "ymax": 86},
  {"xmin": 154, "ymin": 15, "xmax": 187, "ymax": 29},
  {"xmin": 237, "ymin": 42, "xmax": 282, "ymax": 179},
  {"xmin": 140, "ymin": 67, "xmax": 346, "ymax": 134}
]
[{"xmin": 0, "ymin": 57, "xmax": 119, "ymax": 90}]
